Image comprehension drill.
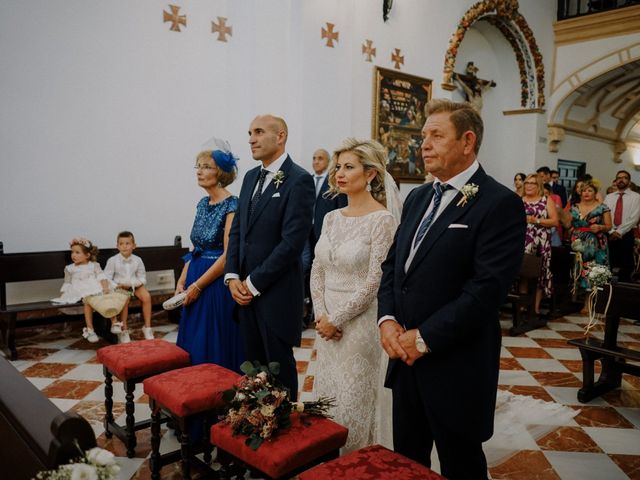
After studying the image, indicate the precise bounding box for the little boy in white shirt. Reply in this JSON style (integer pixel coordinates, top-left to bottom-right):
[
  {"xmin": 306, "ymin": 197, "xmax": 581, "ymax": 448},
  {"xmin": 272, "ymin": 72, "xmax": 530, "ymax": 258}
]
[{"xmin": 104, "ymin": 231, "xmax": 154, "ymax": 342}]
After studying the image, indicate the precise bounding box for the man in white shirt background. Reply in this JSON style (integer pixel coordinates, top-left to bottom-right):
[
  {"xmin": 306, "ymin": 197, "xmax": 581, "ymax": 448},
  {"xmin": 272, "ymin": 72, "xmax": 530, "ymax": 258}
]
[{"xmin": 604, "ymin": 170, "xmax": 640, "ymax": 282}]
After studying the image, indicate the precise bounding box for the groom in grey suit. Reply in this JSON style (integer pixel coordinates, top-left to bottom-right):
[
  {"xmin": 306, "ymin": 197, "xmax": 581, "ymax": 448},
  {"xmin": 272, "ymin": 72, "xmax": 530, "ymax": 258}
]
[
  {"xmin": 378, "ymin": 99, "xmax": 525, "ymax": 479},
  {"xmin": 225, "ymin": 114, "xmax": 314, "ymax": 399}
]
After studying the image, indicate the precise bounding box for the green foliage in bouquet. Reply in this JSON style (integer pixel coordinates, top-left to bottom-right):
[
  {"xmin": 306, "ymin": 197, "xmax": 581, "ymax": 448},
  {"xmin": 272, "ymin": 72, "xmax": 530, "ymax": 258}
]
[{"xmin": 222, "ymin": 361, "xmax": 336, "ymax": 450}]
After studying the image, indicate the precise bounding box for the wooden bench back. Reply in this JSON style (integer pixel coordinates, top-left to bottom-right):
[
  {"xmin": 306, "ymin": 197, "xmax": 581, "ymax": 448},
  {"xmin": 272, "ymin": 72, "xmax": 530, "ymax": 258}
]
[
  {"xmin": 516, "ymin": 253, "xmax": 542, "ymax": 283},
  {"xmin": 0, "ymin": 237, "xmax": 188, "ymax": 310},
  {"xmin": 0, "ymin": 357, "xmax": 96, "ymax": 479}
]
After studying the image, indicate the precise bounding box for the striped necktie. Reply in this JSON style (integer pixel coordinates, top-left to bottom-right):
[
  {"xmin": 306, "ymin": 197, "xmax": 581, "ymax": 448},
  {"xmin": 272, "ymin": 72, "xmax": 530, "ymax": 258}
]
[{"xmin": 414, "ymin": 183, "xmax": 451, "ymax": 248}]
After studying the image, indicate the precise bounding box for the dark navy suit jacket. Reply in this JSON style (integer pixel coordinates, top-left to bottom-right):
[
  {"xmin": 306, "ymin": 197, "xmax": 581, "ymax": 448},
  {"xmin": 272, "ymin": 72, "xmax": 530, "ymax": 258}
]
[
  {"xmin": 226, "ymin": 156, "xmax": 315, "ymax": 346},
  {"xmin": 312, "ymin": 177, "xmax": 347, "ymax": 244},
  {"xmin": 378, "ymin": 166, "xmax": 526, "ymax": 442}
]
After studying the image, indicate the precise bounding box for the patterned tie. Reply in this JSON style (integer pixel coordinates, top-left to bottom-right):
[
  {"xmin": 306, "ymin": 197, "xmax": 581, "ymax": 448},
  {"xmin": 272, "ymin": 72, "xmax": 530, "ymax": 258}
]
[
  {"xmin": 414, "ymin": 183, "xmax": 451, "ymax": 248},
  {"xmin": 249, "ymin": 169, "xmax": 269, "ymax": 218},
  {"xmin": 613, "ymin": 192, "xmax": 624, "ymax": 227}
]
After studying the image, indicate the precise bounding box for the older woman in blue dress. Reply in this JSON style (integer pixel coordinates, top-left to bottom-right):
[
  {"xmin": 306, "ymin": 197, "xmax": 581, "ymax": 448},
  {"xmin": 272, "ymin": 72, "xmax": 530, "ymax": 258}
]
[{"xmin": 176, "ymin": 141, "xmax": 244, "ymax": 371}]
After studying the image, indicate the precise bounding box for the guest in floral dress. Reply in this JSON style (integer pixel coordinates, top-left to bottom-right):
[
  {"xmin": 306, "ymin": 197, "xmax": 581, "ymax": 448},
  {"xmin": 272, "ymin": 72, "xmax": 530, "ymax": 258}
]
[
  {"xmin": 560, "ymin": 180, "xmax": 611, "ymax": 314},
  {"xmin": 522, "ymin": 174, "xmax": 559, "ymax": 315}
]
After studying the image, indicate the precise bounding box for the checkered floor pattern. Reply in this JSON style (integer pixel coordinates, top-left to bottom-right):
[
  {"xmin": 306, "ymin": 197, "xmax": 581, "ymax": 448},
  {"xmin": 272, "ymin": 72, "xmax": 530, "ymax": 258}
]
[{"xmin": 7, "ymin": 311, "xmax": 640, "ymax": 479}]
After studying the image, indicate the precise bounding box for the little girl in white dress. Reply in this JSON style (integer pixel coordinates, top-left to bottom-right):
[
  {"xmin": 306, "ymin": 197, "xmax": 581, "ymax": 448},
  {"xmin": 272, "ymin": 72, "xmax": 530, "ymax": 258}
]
[{"xmin": 52, "ymin": 237, "xmax": 110, "ymax": 343}]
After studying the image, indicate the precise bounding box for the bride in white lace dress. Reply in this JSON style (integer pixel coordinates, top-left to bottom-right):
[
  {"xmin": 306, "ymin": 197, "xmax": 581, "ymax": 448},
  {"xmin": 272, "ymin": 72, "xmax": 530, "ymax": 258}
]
[{"xmin": 311, "ymin": 138, "xmax": 399, "ymax": 453}]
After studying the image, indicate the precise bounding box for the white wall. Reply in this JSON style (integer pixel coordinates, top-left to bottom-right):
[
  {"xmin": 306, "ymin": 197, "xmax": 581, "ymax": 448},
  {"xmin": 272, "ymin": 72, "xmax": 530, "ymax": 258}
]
[{"xmin": 0, "ymin": 0, "xmax": 558, "ymax": 253}]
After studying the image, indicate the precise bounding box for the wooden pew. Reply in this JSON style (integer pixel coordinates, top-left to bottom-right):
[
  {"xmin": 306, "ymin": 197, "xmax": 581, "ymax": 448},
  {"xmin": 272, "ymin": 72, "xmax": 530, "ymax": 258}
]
[
  {"xmin": 505, "ymin": 253, "xmax": 545, "ymax": 335},
  {"xmin": 568, "ymin": 282, "xmax": 640, "ymax": 403},
  {"xmin": 0, "ymin": 237, "xmax": 188, "ymax": 360},
  {"xmin": 0, "ymin": 357, "xmax": 96, "ymax": 480}
]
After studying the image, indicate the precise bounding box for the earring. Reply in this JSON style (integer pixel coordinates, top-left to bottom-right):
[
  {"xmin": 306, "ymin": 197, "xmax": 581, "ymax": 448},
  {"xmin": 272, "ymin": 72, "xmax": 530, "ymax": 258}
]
[{"xmin": 366, "ymin": 181, "xmax": 372, "ymax": 192}]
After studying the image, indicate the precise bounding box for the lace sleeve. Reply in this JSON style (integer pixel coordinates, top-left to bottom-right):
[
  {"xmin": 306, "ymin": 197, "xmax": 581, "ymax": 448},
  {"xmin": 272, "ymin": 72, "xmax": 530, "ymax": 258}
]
[
  {"xmin": 310, "ymin": 214, "xmax": 331, "ymax": 319},
  {"xmin": 329, "ymin": 214, "xmax": 397, "ymax": 328},
  {"xmin": 310, "ymin": 255, "xmax": 327, "ymax": 318}
]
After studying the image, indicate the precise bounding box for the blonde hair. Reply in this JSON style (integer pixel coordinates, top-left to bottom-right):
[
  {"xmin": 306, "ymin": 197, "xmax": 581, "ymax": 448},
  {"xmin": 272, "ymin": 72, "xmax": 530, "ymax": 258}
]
[
  {"xmin": 327, "ymin": 138, "xmax": 388, "ymax": 207},
  {"xmin": 524, "ymin": 173, "xmax": 544, "ymax": 197}
]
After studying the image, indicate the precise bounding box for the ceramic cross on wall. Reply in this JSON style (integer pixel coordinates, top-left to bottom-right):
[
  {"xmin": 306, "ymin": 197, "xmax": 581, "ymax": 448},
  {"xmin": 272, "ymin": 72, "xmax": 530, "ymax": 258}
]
[
  {"xmin": 362, "ymin": 40, "xmax": 376, "ymax": 62},
  {"xmin": 321, "ymin": 22, "xmax": 339, "ymax": 47},
  {"xmin": 163, "ymin": 4, "xmax": 186, "ymax": 32},
  {"xmin": 212, "ymin": 17, "xmax": 232, "ymax": 42}
]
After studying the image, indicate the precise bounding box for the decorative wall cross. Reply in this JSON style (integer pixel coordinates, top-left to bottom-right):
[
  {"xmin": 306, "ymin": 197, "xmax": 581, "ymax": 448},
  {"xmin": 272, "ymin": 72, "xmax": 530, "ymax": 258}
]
[
  {"xmin": 163, "ymin": 5, "xmax": 186, "ymax": 32},
  {"xmin": 391, "ymin": 48, "xmax": 404, "ymax": 69},
  {"xmin": 212, "ymin": 16, "xmax": 232, "ymax": 42},
  {"xmin": 362, "ymin": 40, "xmax": 376, "ymax": 62},
  {"xmin": 321, "ymin": 22, "xmax": 339, "ymax": 47}
]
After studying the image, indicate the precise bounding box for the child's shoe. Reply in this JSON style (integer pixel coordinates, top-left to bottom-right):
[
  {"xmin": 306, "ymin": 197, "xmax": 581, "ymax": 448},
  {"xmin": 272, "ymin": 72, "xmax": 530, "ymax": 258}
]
[
  {"xmin": 119, "ymin": 330, "xmax": 131, "ymax": 344},
  {"xmin": 82, "ymin": 328, "xmax": 99, "ymax": 343},
  {"xmin": 142, "ymin": 326, "xmax": 154, "ymax": 340},
  {"xmin": 110, "ymin": 322, "xmax": 123, "ymax": 334}
]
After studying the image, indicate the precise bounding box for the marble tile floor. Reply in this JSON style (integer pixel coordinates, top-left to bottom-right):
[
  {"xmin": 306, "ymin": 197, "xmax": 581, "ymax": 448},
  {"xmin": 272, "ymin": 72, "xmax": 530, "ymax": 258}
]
[{"xmin": 6, "ymin": 312, "xmax": 640, "ymax": 479}]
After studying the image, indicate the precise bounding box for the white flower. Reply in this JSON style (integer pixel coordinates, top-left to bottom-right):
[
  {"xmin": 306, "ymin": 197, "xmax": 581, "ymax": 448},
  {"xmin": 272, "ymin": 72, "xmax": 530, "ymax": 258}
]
[
  {"xmin": 69, "ymin": 464, "xmax": 98, "ymax": 480},
  {"xmin": 456, "ymin": 183, "xmax": 479, "ymax": 207},
  {"xmin": 293, "ymin": 401, "xmax": 305, "ymax": 413},
  {"xmin": 273, "ymin": 170, "xmax": 285, "ymax": 189},
  {"xmin": 260, "ymin": 404, "xmax": 276, "ymax": 417},
  {"xmin": 587, "ymin": 265, "xmax": 612, "ymax": 289},
  {"xmin": 236, "ymin": 393, "xmax": 246, "ymax": 401},
  {"xmin": 86, "ymin": 447, "xmax": 116, "ymax": 467},
  {"xmin": 257, "ymin": 371, "xmax": 268, "ymax": 382}
]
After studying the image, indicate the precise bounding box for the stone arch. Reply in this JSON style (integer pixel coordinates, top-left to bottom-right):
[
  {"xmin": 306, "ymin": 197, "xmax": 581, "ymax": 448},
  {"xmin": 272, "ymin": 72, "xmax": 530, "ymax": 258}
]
[{"xmin": 442, "ymin": 0, "xmax": 545, "ymax": 108}]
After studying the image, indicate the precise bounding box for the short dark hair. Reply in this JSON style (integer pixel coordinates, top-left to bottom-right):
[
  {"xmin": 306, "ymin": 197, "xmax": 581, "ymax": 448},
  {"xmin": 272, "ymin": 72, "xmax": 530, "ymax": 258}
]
[
  {"xmin": 536, "ymin": 166, "xmax": 551, "ymax": 175},
  {"xmin": 616, "ymin": 170, "xmax": 631, "ymax": 180},
  {"xmin": 550, "ymin": 169, "xmax": 559, "ymax": 176},
  {"xmin": 117, "ymin": 231, "xmax": 135, "ymax": 243}
]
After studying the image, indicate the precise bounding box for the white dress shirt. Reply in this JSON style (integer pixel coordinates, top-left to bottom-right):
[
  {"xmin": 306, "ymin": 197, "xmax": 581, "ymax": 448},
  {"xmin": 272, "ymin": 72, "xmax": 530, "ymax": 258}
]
[
  {"xmin": 604, "ymin": 188, "xmax": 640, "ymax": 236},
  {"xmin": 378, "ymin": 160, "xmax": 479, "ymax": 327},
  {"xmin": 104, "ymin": 253, "xmax": 147, "ymax": 288},
  {"xmin": 225, "ymin": 152, "xmax": 290, "ymax": 297}
]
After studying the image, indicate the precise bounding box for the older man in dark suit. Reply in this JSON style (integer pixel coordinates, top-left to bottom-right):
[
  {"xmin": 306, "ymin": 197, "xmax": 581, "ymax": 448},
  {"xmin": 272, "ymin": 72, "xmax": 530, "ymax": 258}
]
[
  {"xmin": 225, "ymin": 114, "xmax": 314, "ymax": 399},
  {"xmin": 378, "ymin": 99, "xmax": 526, "ymax": 479}
]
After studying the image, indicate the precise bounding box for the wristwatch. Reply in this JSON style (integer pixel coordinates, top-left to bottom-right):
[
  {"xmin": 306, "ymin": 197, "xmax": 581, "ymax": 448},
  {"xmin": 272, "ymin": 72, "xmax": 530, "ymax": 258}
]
[{"xmin": 415, "ymin": 330, "xmax": 428, "ymax": 354}]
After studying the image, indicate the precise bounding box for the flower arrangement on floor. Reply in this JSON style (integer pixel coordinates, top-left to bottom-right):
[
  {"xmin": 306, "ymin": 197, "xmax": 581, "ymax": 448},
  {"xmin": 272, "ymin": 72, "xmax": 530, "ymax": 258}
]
[
  {"xmin": 583, "ymin": 263, "xmax": 613, "ymax": 337},
  {"xmin": 34, "ymin": 446, "xmax": 120, "ymax": 480},
  {"xmin": 222, "ymin": 361, "xmax": 336, "ymax": 450}
]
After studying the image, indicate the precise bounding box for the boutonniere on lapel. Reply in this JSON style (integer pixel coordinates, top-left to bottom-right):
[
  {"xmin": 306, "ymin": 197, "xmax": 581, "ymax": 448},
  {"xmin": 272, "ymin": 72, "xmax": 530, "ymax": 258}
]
[
  {"xmin": 456, "ymin": 183, "xmax": 479, "ymax": 207},
  {"xmin": 273, "ymin": 170, "xmax": 285, "ymax": 189}
]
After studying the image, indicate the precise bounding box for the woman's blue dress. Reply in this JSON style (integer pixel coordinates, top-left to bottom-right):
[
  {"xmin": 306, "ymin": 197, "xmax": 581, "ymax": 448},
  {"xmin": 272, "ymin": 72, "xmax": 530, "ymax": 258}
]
[{"xmin": 177, "ymin": 195, "xmax": 244, "ymax": 372}]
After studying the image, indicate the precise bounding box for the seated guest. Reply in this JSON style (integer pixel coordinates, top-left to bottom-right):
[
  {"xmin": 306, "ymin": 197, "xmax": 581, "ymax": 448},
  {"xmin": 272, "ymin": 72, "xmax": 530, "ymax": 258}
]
[
  {"xmin": 522, "ymin": 174, "xmax": 558, "ymax": 315},
  {"xmin": 176, "ymin": 143, "xmax": 244, "ymax": 371}
]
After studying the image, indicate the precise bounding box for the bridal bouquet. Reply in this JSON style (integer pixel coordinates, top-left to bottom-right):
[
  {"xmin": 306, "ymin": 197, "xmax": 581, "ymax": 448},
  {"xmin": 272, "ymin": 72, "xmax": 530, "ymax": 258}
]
[
  {"xmin": 222, "ymin": 361, "xmax": 336, "ymax": 450},
  {"xmin": 34, "ymin": 446, "xmax": 119, "ymax": 480}
]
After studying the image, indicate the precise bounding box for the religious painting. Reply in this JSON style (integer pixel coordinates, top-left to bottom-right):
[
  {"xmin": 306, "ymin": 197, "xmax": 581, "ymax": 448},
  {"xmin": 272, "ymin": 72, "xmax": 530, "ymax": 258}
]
[{"xmin": 372, "ymin": 66, "xmax": 432, "ymax": 183}]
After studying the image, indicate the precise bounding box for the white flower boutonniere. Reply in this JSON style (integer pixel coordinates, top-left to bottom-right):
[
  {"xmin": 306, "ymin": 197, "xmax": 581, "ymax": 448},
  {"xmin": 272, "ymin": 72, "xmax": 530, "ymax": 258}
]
[
  {"xmin": 456, "ymin": 183, "xmax": 479, "ymax": 207},
  {"xmin": 273, "ymin": 170, "xmax": 285, "ymax": 189}
]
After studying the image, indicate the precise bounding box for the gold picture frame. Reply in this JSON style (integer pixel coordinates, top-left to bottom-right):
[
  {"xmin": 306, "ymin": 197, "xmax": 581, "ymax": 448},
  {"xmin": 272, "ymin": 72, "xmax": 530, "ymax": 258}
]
[{"xmin": 372, "ymin": 67, "xmax": 432, "ymax": 184}]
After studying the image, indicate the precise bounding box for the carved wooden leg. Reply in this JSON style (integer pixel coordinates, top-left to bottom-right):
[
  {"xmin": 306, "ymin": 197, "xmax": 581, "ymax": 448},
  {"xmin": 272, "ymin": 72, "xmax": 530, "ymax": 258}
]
[
  {"xmin": 180, "ymin": 418, "xmax": 191, "ymax": 480},
  {"xmin": 150, "ymin": 400, "xmax": 162, "ymax": 480},
  {"xmin": 103, "ymin": 368, "xmax": 114, "ymax": 438},
  {"xmin": 203, "ymin": 416, "xmax": 213, "ymax": 465},
  {"xmin": 124, "ymin": 380, "xmax": 137, "ymax": 457}
]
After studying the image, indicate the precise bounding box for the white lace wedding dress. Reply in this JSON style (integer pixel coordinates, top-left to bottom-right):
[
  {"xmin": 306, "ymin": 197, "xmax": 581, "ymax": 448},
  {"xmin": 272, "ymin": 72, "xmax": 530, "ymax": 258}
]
[{"xmin": 310, "ymin": 209, "xmax": 397, "ymax": 453}]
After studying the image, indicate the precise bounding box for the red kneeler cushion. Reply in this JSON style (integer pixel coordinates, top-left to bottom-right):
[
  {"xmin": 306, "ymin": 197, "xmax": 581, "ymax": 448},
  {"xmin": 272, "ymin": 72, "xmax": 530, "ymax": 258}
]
[
  {"xmin": 97, "ymin": 339, "xmax": 190, "ymax": 380},
  {"xmin": 143, "ymin": 364, "xmax": 240, "ymax": 417},
  {"xmin": 299, "ymin": 444, "xmax": 446, "ymax": 480},
  {"xmin": 211, "ymin": 413, "xmax": 348, "ymax": 479}
]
